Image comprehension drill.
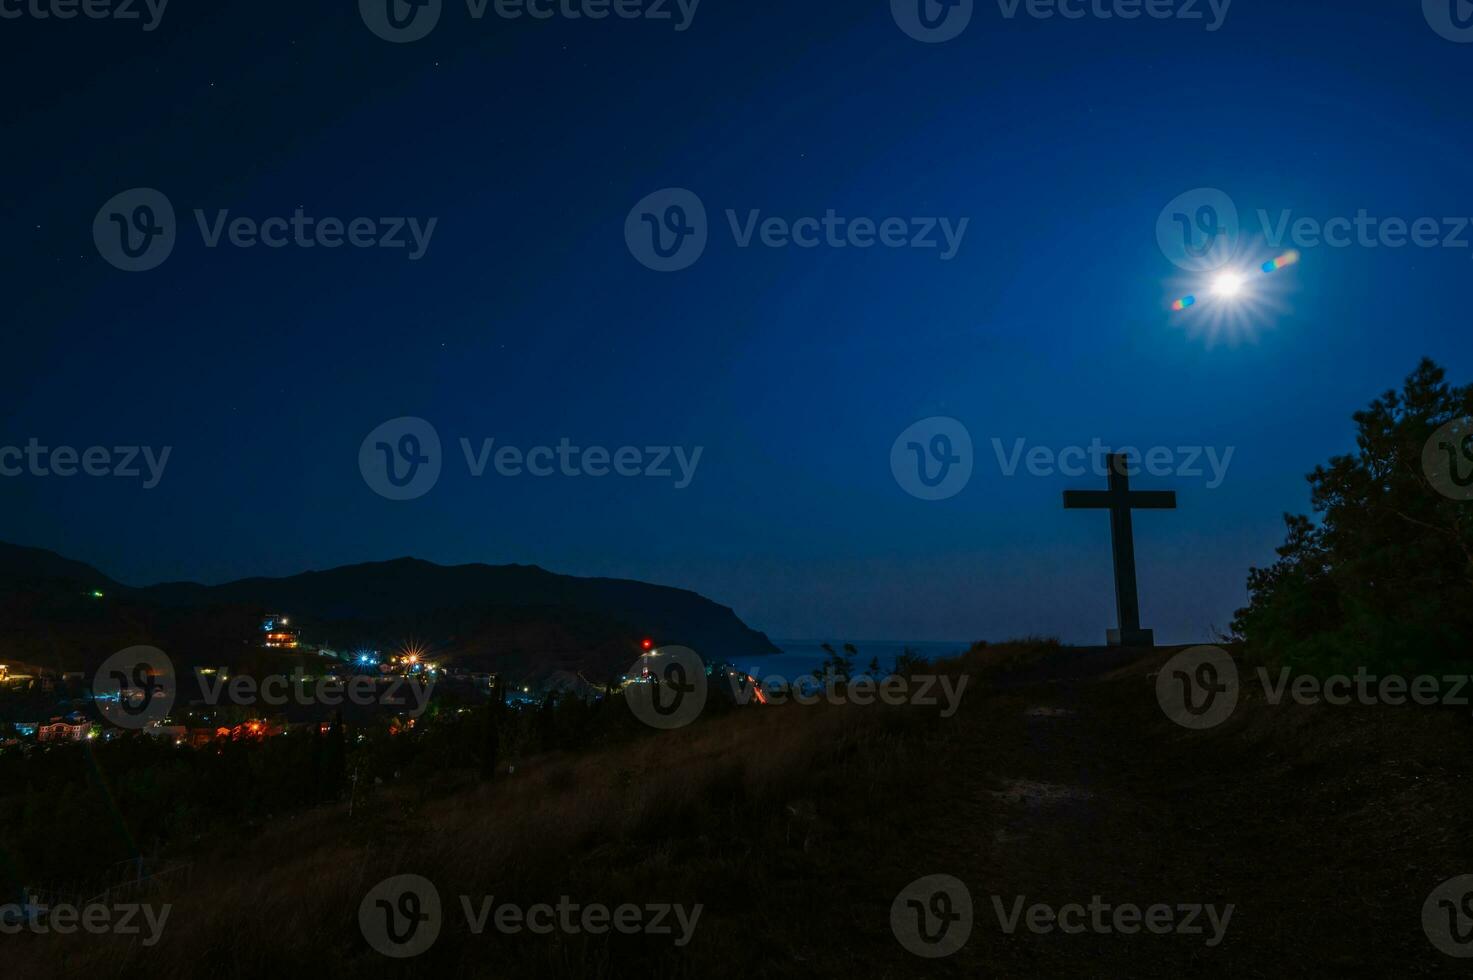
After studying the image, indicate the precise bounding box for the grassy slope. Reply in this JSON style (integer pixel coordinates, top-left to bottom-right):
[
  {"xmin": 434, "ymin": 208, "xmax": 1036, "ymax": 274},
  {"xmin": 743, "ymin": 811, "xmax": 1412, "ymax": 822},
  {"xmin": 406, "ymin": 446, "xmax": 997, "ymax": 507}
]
[{"xmin": 11, "ymin": 641, "xmax": 1471, "ymax": 978}]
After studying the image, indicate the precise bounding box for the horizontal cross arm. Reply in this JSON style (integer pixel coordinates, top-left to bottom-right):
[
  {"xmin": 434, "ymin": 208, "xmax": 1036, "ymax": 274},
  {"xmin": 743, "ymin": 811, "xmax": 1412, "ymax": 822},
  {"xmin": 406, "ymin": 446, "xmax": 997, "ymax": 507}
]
[{"xmin": 1062, "ymin": 490, "xmax": 1178, "ymax": 509}]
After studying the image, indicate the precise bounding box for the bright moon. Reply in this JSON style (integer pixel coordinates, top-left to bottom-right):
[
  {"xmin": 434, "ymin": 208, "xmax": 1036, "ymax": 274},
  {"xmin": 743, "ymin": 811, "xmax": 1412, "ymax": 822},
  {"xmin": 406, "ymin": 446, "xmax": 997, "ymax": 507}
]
[{"xmin": 1212, "ymin": 271, "xmax": 1246, "ymax": 298}]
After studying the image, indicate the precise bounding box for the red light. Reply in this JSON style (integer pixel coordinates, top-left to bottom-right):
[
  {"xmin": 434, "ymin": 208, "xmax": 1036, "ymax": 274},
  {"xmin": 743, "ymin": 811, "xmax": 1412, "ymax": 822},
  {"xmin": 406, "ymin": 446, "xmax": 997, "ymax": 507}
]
[
  {"xmin": 748, "ymin": 675, "xmax": 769, "ymax": 705},
  {"xmin": 641, "ymin": 638, "xmax": 653, "ymax": 650}
]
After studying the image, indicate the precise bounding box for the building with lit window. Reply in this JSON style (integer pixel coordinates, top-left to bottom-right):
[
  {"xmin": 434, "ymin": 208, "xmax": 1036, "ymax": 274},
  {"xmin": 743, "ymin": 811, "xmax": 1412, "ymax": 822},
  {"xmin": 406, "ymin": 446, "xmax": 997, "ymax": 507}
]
[
  {"xmin": 38, "ymin": 716, "xmax": 90, "ymax": 742},
  {"xmin": 261, "ymin": 613, "xmax": 301, "ymax": 649}
]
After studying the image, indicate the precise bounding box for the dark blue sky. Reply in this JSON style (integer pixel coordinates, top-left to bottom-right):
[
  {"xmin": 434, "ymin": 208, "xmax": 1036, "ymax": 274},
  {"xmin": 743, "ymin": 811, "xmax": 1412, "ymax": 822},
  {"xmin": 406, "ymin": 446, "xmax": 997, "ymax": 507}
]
[{"xmin": 3, "ymin": 1, "xmax": 1471, "ymax": 643}]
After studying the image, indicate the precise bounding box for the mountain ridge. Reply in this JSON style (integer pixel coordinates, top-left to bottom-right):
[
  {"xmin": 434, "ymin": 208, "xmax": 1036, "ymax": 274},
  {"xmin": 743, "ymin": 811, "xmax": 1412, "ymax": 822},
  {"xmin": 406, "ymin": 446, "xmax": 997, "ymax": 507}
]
[{"xmin": 0, "ymin": 542, "xmax": 778, "ymax": 678}]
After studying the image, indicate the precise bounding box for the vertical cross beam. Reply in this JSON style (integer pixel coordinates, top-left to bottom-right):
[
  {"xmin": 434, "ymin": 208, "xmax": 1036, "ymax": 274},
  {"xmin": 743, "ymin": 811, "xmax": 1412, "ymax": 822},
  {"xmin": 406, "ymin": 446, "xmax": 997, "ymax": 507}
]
[
  {"xmin": 1106, "ymin": 458, "xmax": 1142, "ymax": 636},
  {"xmin": 1062, "ymin": 452, "xmax": 1177, "ymax": 647}
]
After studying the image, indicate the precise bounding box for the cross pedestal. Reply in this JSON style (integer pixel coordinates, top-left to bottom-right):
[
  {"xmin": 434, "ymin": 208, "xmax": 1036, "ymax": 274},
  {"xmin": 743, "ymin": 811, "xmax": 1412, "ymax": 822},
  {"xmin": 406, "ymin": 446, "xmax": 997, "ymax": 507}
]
[{"xmin": 1062, "ymin": 452, "xmax": 1177, "ymax": 647}]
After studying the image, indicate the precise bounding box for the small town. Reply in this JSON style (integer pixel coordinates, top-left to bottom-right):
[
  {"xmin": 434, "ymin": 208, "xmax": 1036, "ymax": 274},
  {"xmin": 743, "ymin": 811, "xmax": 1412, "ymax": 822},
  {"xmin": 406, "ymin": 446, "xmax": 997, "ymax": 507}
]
[
  {"xmin": 0, "ymin": 613, "xmax": 541, "ymax": 751},
  {"xmin": 0, "ymin": 615, "xmax": 762, "ymax": 754}
]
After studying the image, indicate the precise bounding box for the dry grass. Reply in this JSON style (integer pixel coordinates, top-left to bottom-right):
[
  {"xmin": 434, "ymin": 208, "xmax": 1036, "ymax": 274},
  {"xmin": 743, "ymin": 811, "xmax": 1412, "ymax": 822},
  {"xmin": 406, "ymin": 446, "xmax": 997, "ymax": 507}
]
[{"xmin": 10, "ymin": 693, "xmax": 943, "ymax": 980}]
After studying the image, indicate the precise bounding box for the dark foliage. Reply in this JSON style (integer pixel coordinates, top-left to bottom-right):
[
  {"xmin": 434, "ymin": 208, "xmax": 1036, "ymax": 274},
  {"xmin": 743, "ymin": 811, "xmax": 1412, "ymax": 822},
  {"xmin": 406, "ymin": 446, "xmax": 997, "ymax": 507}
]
[{"xmin": 1233, "ymin": 358, "xmax": 1473, "ymax": 671}]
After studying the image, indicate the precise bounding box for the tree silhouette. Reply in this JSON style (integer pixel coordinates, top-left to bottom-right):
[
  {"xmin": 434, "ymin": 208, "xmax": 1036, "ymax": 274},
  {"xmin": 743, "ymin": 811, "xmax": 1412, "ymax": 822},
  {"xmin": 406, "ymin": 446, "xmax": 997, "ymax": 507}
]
[
  {"xmin": 1233, "ymin": 358, "xmax": 1473, "ymax": 670},
  {"xmin": 813, "ymin": 643, "xmax": 854, "ymax": 682}
]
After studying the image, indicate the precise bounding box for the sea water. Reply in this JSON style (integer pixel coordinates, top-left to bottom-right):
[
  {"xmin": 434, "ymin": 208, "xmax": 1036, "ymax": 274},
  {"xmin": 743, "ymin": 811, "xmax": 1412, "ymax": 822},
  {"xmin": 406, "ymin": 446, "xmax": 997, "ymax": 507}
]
[{"xmin": 736, "ymin": 639, "xmax": 973, "ymax": 686}]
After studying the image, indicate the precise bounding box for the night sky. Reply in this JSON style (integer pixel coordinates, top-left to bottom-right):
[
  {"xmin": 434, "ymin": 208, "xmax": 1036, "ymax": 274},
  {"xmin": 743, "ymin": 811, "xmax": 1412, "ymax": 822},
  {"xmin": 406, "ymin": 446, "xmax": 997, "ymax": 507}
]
[{"xmin": 3, "ymin": 1, "xmax": 1471, "ymax": 643}]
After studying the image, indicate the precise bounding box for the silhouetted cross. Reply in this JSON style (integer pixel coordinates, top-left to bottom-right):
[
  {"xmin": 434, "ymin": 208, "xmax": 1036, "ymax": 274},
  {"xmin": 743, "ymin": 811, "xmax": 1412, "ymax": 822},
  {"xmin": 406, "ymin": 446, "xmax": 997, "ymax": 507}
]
[{"xmin": 1063, "ymin": 453, "xmax": 1177, "ymax": 647}]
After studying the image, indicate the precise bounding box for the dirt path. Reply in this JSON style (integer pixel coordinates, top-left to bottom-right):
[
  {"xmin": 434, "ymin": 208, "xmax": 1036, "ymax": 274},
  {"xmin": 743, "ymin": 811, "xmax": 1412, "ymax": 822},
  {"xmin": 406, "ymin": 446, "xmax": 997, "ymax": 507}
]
[{"xmin": 760, "ymin": 642, "xmax": 1471, "ymax": 978}]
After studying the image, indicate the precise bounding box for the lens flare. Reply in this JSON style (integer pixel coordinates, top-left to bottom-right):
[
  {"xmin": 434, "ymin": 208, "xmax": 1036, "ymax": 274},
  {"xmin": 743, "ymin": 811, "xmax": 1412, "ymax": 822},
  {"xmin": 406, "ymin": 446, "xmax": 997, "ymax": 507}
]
[
  {"xmin": 1261, "ymin": 249, "xmax": 1300, "ymax": 274},
  {"xmin": 1165, "ymin": 242, "xmax": 1301, "ymax": 348}
]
